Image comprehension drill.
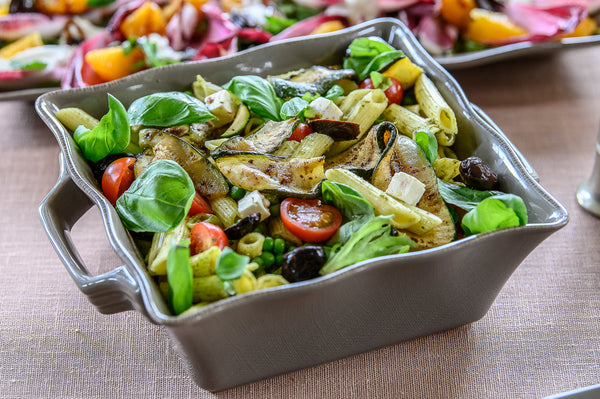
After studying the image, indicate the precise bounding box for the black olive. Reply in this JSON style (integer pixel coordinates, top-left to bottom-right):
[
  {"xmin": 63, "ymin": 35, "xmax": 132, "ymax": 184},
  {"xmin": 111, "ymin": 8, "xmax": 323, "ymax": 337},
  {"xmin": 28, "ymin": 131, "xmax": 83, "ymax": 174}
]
[
  {"xmin": 459, "ymin": 156, "xmax": 499, "ymax": 191},
  {"xmin": 91, "ymin": 153, "xmax": 136, "ymax": 181},
  {"xmin": 9, "ymin": 0, "xmax": 35, "ymax": 13},
  {"xmin": 281, "ymin": 246, "xmax": 327, "ymax": 283},
  {"xmin": 223, "ymin": 213, "xmax": 261, "ymax": 240}
]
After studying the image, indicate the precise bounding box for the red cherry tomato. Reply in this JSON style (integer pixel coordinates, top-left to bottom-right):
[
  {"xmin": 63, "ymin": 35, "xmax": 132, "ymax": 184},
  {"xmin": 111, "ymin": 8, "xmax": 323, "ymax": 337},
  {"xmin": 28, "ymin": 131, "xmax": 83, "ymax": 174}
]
[
  {"xmin": 280, "ymin": 198, "xmax": 343, "ymax": 243},
  {"xmin": 188, "ymin": 191, "xmax": 213, "ymax": 216},
  {"xmin": 101, "ymin": 157, "xmax": 136, "ymax": 205},
  {"xmin": 190, "ymin": 222, "xmax": 229, "ymax": 255},
  {"xmin": 288, "ymin": 123, "xmax": 313, "ymax": 142},
  {"xmin": 359, "ymin": 76, "xmax": 403, "ymax": 105}
]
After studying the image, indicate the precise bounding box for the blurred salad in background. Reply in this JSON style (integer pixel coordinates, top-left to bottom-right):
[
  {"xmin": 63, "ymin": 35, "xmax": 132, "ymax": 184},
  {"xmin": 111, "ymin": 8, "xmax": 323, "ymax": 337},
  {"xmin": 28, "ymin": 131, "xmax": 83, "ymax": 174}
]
[{"xmin": 0, "ymin": 0, "xmax": 598, "ymax": 91}]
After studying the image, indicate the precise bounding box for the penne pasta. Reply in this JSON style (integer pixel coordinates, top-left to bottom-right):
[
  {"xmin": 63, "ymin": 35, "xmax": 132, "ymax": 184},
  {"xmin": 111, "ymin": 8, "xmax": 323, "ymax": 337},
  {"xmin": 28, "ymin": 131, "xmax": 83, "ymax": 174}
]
[
  {"xmin": 237, "ymin": 232, "xmax": 265, "ymax": 259},
  {"xmin": 293, "ymin": 133, "xmax": 334, "ymax": 158},
  {"xmin": 189, "ymin": 246, "xmax": 221, "ymax": 277},
  {"xmin": 433, "ymin": 158, "xmax": 461, "ymax": 182},
  {"xmin": 55, "ymin": 107, "xmax": 100, "ymax": 131},
  {"xmin": 192, "ymin": 275, "xmax": 229, "ymax": 303},
  {"xmin": 414, "ymin": 74, "xmax": 458, "ymax": 136},
  {"xmin": 209, "ymin": 196, "xmax": 239, "ymax": 227},
  {"xmin": 382, "ymin": 103, "xmax": 440, "ymax": 138}
]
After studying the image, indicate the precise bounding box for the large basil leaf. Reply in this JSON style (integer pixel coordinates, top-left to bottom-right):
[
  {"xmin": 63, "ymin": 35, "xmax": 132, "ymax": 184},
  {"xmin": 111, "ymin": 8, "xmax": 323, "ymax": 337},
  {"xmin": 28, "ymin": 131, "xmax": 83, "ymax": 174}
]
[
  {"xmin": 280, "ymin": 97, "xmax": 309, "ymax": 120},
  {"xmin": 223, "ymin": 75, "xmax": 283, "ymax": 121},
  {"xmin": 127, "ymin": 91, "xmax": 216, "ymax": 127},
  {"xmin": 461, "ymin": 194, "xmax": 528, "ymax": 236},
  {"xmin": 167, "ymin": 239, "xmax": 193, "ymax": 315},
  {"xmin": 116, "ymin": 160, "xmax": 195, "ymax": 232},
  {"xmin": 73, "ymin": 94, "xmax": 130, "ymax": 163},
  {"xmin": 343, "ymin": 37, "xmax": 404, "ymax": 81},
  {"xmin": 437, "ymin": 179, "xmax": 504, "ymax": 211}
]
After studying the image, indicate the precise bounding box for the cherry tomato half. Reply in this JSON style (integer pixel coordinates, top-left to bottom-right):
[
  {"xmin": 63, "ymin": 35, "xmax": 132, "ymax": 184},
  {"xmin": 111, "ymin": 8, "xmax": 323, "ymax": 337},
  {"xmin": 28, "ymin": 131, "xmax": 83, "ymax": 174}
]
[
  {"xmin": 188, "ymin": 191, "xmax": 213, "ymax": 217},
  {"xmin": 280, "ymin": 198, "xmax": 343, "ymax": 243},
  {"xmin": 288, "ymin": 123, "xmax": 313, "ymax": 142},
  {"xmin": 190, "ymin": 222, "xmax": 229, "ymax": 255},
  {"xmin": 359, "ymin": 76, "xmax": 403, "ymax": 105},
  {"xmin": 101, "ymin": 157, "xmax": 136, "ymax": 206}
]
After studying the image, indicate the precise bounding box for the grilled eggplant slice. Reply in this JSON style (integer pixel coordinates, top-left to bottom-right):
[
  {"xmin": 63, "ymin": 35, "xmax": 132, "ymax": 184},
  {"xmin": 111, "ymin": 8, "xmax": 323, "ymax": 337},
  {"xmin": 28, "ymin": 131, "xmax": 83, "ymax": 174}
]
[
  {"xmin": 371, "ymin": 134, "xmax": 455, "ymax": 249},
  {"xmin": 325, "ymin": 122, "xmax": 397, "ymax": 177},
  {"xmin": 213, "ymin": 151, "xmax": 324, "ymax": 197},
  {"xmin": 269, "ymin": 66, "xmax": 355, "ymax": 98},
  {"xmin": 308, "ymin": 119, "xmax": 361, "ymax": 140},
  {"xmin": 138, "ymin": 133, "xmax": 229, "ymax": 199}
]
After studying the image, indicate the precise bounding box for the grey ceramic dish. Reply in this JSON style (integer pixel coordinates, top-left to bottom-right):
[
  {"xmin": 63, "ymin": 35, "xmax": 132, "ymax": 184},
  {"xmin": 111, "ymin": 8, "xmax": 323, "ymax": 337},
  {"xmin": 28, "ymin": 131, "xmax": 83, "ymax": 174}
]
[{"xmin": 36, "ymin": 19, "xmax": 568, "ymax": 391}]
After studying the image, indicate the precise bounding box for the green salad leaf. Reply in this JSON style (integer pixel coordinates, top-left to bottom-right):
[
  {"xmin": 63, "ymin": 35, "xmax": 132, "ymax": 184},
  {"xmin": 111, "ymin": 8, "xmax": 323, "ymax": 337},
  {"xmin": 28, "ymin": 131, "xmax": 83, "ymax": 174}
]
[
  {"xmin": 223, "ymin": 75, "xmax": 283, "ymax": 121},
  {"xmin": 437, "ymin": 179, "xmax": 504, "ymax": 211},
  {"xmin": 324, "ymin": 84, "xmax": 344, "ymax": 101},
  {"xmin": 215, "ymin": 247, "xmax": 250, "ymax": 282},
  {"xmin": 320, "ymin": 215, "xmax": 416, "ymax": 275},
  {"xmin": 280, "ymin": 97, "xmax": 310, "ymax": 120},
  {"xmin": 167, "ymin": 239, "xmax": 193, "ymax": 315},
  {"xmin": 73, "ymin": 94, "xmax": 131, "ymax": 163},
  {"xmin": 414, "ymin": 130, "xmax": 438, "ymax": 164},
  {"xmin": 461, "ymin": 194, "xmax": 528, "ymax": 235},
  {"xmin": 116, "ymin": 160, "xmax": 195, "ymax": 232},
  {"xmin": 127, "ymin": 91, "xmax": 216, "ymax": 127},
  {"xmin": 264, "ymin": 15, "xmax": 297, "ymax": 34},
  {"xmin": 343, "ymin": 37, "xmax": 404, "ymax": 80}
]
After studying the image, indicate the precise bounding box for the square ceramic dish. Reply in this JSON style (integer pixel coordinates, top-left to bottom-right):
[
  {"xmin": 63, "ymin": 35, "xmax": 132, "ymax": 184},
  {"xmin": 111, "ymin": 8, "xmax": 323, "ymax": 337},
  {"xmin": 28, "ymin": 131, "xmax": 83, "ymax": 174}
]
[{"xmin": 36, "ymin": 19, "xmax": 568, "ymax": 391}]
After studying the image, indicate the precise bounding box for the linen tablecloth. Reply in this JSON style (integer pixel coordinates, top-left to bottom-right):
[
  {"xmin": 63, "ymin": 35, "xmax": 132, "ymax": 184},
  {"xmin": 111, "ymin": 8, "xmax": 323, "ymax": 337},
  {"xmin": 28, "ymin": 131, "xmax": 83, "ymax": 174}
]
[{"xmin": 1, "ymin": 45, "xmax": 599, "ymax": 398}]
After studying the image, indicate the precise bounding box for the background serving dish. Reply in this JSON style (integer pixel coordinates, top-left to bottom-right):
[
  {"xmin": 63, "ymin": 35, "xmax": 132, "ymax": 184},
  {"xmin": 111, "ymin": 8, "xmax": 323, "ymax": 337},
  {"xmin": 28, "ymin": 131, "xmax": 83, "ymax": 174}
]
[{"xmin": 36, "ymin": 19, "xmax": 567, "ymax": 391}]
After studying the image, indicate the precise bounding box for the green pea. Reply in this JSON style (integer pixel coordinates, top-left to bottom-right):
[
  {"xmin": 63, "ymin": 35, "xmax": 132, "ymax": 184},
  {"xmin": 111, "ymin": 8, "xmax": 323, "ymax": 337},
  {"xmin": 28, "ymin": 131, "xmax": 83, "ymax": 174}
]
[
  {"xmin": 230, "ymin": 186, "xmax": 246, "ymax": 201},
  {"xmin": 252, "ymin": 257, "xmax": 264, "ymax": 267},
  {"xmin": 275, "ymin": 253, "xmax": 283, "ymax": 266},
  {"xmin": 269, "ymin": 203, "xmax": 280, "ymax": 217},
  {"xmin": 273, "ymin": 238, "xmax": 286, "ymax": 254},
  {"xmin": 260, "ymin": 251, "xmax": 275, "ymax": 268},
  {"xmin": 263, "ymin": 236, "xmax": 274, "ymax": 252}
]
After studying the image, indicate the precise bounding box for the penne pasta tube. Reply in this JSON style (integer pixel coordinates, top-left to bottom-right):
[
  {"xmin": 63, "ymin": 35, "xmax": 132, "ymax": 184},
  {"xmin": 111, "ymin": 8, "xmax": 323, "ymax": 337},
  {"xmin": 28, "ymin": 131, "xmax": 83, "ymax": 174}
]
[
  {"xmin": 433, "ymin": 157, "xmax": 461, "ymax": 182},
  {"xmin": 236, "ymin": 232, "xmax": 265, "ymax": 258},
  {"xmin": 414, "ymin": 74, "xmax": 458, "ymax": 136},
  {"xmin": 272, "ymin": 140, "xmax": 300, "ymax": 157},
  {"xmin": 209, "ymin": 196, "xmax": 239, "ymax": 227},
  {"xmin": 189, "ymin": 246, "xmax": 221, "ymax": 277},
  {"xmin": 147, "ymin": 221, "xmax": 189, "ymax": 276},
  {"xmin": 55, "ymin": 107, "xmax": 100, "ymax": 131},
  {"xmin": 383, "ymin": 103, "xmax": 440, "ymax": 138},
  {"xmin": 293, "ymin": 133, "xmax": 334, "ymax": 158},
  {"xmin": 192, "ymin": 275, "xmax": 229, "ymax": 303},
  {"xmin": 256, "ymin": 274, "xmax": 289, "ymax": 290}
]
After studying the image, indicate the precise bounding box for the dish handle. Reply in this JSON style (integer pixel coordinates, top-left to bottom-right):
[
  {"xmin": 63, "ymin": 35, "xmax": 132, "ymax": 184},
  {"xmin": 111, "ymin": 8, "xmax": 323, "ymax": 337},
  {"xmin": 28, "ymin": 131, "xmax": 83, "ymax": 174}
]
[{"xmin": 38, "ymin": 154, "xmax": 141, "ymax": 315}]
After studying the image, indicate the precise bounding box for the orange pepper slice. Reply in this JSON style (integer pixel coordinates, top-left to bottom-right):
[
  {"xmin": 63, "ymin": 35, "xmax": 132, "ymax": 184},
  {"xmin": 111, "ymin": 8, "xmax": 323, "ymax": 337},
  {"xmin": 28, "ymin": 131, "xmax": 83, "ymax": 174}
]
[
  {"xmin": 84, "ymin": 46, "xmax": 146, "ymax": 82},
  {"xmin": 120, "ymin": 1, "xmax": 167, "ymax": 39},
  {"xmin": 466, "ymin": 8, "xmax": 528, "ymax": 44}
]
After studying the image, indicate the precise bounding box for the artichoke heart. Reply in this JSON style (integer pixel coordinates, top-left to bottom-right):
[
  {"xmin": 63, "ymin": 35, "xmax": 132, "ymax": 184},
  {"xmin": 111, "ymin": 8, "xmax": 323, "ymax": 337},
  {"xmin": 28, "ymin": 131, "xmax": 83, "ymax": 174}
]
[
  {"xmin": 214, "ymin": 152, "xmax": 325, "ymax": 197},
  {"xmin": 372, "ymin": 134, "xmax": 455, "ymax": 249}
]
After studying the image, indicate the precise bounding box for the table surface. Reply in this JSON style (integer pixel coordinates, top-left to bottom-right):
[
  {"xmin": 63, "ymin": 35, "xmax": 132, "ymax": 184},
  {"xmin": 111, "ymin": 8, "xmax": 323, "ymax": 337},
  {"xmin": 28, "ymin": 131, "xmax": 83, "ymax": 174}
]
[{"xmin": 1, "ymin": 45, "xmax": 599, "ymax": 399}]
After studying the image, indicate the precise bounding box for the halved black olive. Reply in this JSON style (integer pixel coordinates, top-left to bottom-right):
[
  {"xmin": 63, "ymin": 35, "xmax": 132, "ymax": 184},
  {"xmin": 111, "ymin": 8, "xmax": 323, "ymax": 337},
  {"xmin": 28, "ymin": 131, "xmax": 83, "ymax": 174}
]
[
  {"xmin": 223, "ymin": 213, "xmax": 261, "ymax": 240},
  {"xmin": 281, "ymin": 246, "xmax": 327, "ymax": 283},
  {"xmin": 459, "ymin": 156, "xmax": 499, "ymax": 191}
]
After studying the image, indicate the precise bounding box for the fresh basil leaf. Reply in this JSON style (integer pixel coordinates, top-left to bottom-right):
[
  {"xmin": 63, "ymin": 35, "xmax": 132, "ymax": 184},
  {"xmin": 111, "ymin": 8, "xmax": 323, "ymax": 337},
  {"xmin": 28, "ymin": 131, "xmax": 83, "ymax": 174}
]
[
  {"xmin": 324, "ymin": 84, "xmax": 344, "ymax": 100},
  {"xmin": 73, "ymin": 94, "xmax": 130, "ymax": 163},
  {"xmin": 301, "ymin": 92, "xmax": 320, "ymax": 102},
  {"xmin": 223, "ymin": 75, "xmax": 283, "ymax": 121},
  {"xmin": 215, "ymin": 247, "xmax": 250, "ymax": 282},
  {"xmin": 369, "ymin": 71, "xmax": 391, "ymax": 91},
  {"xmin": 437, "ymin": 179, "xmax": 504, "ymax": 211},
  {"xmin": 322, "ymin": 180, "xmax": 374, "ymax": 220},
  {"xmin": 280, "ymin": 97, "xmax": 309, "ymax": 120},
  {"xmin": 10, "ymin": 60, "xmax": 46, "ymax": 70},
  {"xmin": 127, "ymin": 91, "xmax": 216, "ymax": 127},
  {"xmin": 343, "ymin": 38, "xmax": 404, "ymax": 80},
  {"xmin": 414, "ymin": 130, "xmax": 438, "ymax": 164},
  {"xmin": 116, "ymin": 160, "xmax": 195, "ymax": 232},
  {"xmin": 137, "ymin": 40, "xmax": 179, "ymax": 68},
  {"xmin": 461, "ymin": 194, "xmax": 528, "ymax": 235},
  {"xmin": 87, "ymin": 0, "xmax": 115, "ymax": 7},
  {"xmin": 320, "ymin": 215, "xmax": 416, "ymax": 275},
  {"xmin": 167, "ymin": 239, "xmax": 193, "ymax": 315}
]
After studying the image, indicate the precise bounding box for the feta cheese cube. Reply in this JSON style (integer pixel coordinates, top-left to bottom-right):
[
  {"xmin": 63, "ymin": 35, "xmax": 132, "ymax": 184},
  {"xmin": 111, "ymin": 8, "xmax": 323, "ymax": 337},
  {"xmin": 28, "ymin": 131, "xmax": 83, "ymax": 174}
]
[
  {"xmin": 309, "ymin": 97, "xmax": 343, "ymax": 120},
  {"xmin": 205, "ymin": 89, "xmax": 238, "ymax": 127},
  {"xmin": 237, "ymin": 190, "xmax": 271, "ymax": 221},
  {"xmin": 385, "ymin": 172, "xmax": 426, "ymax": 207}
]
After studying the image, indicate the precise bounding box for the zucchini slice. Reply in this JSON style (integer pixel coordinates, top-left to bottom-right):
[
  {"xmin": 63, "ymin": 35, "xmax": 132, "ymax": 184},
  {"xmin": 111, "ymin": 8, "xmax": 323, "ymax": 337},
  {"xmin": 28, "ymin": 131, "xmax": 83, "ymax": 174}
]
[
  {"xmin": 214, "ymin": 118, "xmax": 299, "ymax": 154},
  {"xmin": 268, "ymin": 66, "xmax": 355, "ymax": 98},
  {"xmin": 325, "ymin": 122, "xmax": 398, "ymax": 177},
  {"xmin": 213, "ymin": 151, "xmax": 325, "ymax": 197},
  {"xmin": 142, "ymin": 133, "xmax": 230, "ymax": 199},
  {"xmin": 221, "ymin": 103, "xmax": 250, "ymax": 138}
]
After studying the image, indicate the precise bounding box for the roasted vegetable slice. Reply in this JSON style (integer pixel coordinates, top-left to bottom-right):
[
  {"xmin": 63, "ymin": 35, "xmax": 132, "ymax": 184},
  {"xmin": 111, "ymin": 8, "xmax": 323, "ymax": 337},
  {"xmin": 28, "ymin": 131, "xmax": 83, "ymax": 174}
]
[
  {"xmin": 213, "ymin": 152, "xmax": 325, "ymax": 197},
  {"xmin": 139, "ymin": 133, "xmax": 229, "ymax": 200},
  {"xmin": 371, "ymin": 134, "xmax": 455, "ymax": 248},
  {"xmin": 308, "ymin": 119, "xmax": 361, "ymax": 141},
  {"xmin": 325, "ymin": 122, "xmax": 397, "ymax": 177},
  {"xmin": 214, "ymin": 118, "xmax": 299, "ymax": 154},
  {"xmin": 269, "ymin": 66, "xmax": 355, "ymax": 98}
]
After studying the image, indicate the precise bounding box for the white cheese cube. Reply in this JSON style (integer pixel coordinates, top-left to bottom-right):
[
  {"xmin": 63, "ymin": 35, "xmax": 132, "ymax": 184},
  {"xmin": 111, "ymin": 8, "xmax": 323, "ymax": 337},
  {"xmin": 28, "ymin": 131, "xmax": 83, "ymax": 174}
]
[
  {"xmin": 237, "ymin": 190, "xmax": 271, "ymax": 221},
  {"xmin": 205, "ymin": 89, "xmax": 238, "ymax": 127},
  {"xmin": 309, "ymin": 97, "xmax": 343, "ymax": 120},
  {"xmin": 385, "ymin": 172, "xmax": 426, "ymax": 207}
]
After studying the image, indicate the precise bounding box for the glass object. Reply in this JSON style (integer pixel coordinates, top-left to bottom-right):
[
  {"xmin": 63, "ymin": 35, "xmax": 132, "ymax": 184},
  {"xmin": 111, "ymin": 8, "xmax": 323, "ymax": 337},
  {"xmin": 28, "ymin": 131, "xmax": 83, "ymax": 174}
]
[{"xmin": 576, "ymin": 121, "xmax": 600, "ymax": 217}]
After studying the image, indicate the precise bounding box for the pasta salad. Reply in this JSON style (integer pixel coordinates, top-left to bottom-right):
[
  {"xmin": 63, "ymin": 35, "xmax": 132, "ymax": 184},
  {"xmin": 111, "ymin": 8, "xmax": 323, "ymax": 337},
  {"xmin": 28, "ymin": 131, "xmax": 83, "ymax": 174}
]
[{"xmin": 55, "ymin": 37, "xmax": 528, "ymax": 315}]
